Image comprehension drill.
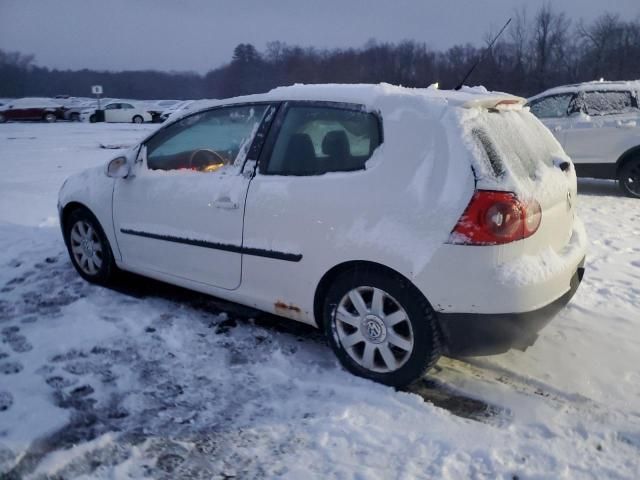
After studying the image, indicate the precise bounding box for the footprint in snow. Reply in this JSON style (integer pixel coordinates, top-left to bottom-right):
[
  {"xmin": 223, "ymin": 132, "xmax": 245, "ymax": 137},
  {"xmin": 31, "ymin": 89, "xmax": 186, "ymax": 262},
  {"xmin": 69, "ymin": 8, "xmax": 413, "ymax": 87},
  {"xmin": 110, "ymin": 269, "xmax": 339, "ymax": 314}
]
[
  {"xmin": 0, "ymin": 361, "xmax": 23, "ymax": 375},
  {"xmin": 1, "ymin": 326, "xmax": 33, "ymax": 353},
  {"xmin": 46, "ymin": 375, "xmax": 78, "ymax": 390},
  {"xmin": 0, "ymin": 391, "xmax": 13, "ymax": 411}
]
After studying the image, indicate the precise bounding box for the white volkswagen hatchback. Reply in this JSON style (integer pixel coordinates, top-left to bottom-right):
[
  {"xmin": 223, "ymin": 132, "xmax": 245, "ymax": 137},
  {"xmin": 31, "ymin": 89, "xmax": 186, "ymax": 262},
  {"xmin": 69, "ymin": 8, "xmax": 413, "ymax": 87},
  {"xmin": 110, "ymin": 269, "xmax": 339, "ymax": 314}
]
[{"xmin": 59, "ymin": 84, "xmax": 587, "ymax": 387}]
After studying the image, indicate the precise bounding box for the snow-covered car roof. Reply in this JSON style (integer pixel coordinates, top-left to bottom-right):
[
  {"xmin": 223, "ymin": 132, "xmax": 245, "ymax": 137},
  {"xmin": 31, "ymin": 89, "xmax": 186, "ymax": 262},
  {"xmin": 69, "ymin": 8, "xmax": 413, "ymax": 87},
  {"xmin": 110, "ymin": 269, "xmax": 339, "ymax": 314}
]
[
  {"xmin": 2, "ymin": 97, "xmax": 64, "ymax": 109},
  {"xmin": 168, "ymin": 83, "xmax": 524, "ymax": 123},
  {"xmin": 528, "ymin": 80, "xmax": 640, "ymax": 102}
]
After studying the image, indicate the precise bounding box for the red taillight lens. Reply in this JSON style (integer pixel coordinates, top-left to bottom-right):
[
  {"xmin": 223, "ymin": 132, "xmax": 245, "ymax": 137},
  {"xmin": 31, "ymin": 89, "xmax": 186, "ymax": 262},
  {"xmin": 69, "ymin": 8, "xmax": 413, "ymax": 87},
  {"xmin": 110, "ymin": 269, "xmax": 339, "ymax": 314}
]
[{"xmin": 448, "ymin": 190, "xmax": 542, "ymax": 245}]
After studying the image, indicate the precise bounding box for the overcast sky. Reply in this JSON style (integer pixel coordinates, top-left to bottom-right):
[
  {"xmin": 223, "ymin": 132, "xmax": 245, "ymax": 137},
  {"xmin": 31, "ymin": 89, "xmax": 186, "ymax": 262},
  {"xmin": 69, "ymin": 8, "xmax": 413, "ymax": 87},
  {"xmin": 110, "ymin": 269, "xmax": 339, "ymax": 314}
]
[{"xmin": 1, "ymin": 0, "xmax": 638, "ymax": 74}]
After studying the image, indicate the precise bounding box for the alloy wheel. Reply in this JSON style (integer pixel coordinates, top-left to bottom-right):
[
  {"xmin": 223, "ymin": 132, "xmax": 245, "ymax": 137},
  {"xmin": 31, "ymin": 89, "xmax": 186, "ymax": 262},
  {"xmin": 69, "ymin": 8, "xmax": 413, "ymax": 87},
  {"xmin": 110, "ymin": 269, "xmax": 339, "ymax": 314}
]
[
  {"xmin": 69, "ymin": 220, "xmax": 104, "ymax": 275},
  {"xmin": 334, "ymin": 286, "xmax": 414, "ymax": 373}
]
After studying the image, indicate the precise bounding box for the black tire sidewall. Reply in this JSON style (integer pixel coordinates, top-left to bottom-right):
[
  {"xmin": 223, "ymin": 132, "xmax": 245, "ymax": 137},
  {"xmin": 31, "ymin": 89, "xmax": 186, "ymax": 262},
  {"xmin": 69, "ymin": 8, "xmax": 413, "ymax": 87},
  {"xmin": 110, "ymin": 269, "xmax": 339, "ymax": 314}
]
[
  {"xmin": 64, "ymin": 209, "xmax": 115, "ymax": 284},
  {"xmin": 0, "ymin": 113, "xmax": 5, "ymax": 123},
  {"xmin": 619, "ymin": 159, "xmax": 640, "ymax": 198},
  {"xmin": 323, "ymin": 268, "xmax": 440, "ymax": 388},
  {"xmin": 133, "ymin": 115, "xmax": 143, "ymax": 124},
  {"xmin": 89, "ymin": 115, "xmax": 96, "ymax": 123}
]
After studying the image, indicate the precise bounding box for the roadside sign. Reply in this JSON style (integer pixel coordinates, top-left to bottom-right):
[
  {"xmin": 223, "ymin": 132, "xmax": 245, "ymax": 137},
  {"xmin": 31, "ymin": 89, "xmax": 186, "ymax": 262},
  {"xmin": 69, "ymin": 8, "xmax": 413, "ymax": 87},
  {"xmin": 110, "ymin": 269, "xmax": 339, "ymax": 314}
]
[{"xmin": 91, "ymin": 85, "xmax": 103, "ymax": 95}]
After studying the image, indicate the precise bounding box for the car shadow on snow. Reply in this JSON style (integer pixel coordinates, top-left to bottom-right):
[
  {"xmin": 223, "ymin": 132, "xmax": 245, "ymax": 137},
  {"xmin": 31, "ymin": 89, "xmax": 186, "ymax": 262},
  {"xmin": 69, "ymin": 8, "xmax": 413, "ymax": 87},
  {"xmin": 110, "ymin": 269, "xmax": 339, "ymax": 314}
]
[{"xmin": 577, "ymin": 178, "xmax": 623, "ymax": 197}]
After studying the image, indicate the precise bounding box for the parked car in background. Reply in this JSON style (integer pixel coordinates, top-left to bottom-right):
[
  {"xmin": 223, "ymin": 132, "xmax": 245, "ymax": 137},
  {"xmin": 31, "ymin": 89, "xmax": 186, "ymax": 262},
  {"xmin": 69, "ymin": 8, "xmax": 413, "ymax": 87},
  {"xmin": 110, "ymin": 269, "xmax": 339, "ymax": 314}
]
[
  {"xmin": 0, "ymin": 97, "xmax": 67, "ymax": 123},
  {"xmin": 58, "ymin": 84, "xmax": 586, "ymax": 387},
  {"xmin": 159, "ymin": 100, "xmax": 197, "ymax": 122},
  {"xmin": 144, "ymin": 100, "xmax": 182, "ymax": 122},
  {"xmin": 64, "ymin": 98, "xmax": 116, "ymax": 122},
  {"xmin": 80, "ymin": 101, "xmax": 152, "ymax": 123},
  {"xmin": 528, "ymin": 80, "xmax": 640, "ymax": 197}
]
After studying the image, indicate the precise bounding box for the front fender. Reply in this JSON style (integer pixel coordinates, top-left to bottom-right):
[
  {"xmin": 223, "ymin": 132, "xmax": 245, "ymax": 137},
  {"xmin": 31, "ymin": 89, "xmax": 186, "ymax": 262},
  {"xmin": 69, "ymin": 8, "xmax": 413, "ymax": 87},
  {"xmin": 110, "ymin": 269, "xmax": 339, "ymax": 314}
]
[{"xmin": 58, "ymin": 166, "xmax": 120, "ymax": 260}]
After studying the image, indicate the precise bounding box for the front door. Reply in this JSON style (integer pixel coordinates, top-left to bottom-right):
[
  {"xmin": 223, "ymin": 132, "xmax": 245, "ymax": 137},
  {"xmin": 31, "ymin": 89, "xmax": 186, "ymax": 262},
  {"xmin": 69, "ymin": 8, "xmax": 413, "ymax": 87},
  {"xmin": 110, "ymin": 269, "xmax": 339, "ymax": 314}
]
[
  {"xmin": 113, "ymin": 103, "xmax": 272, "ymax": 289},
  {"xmin": 528, "ymin": 92, "xmax": 575, "ymax": 150}
]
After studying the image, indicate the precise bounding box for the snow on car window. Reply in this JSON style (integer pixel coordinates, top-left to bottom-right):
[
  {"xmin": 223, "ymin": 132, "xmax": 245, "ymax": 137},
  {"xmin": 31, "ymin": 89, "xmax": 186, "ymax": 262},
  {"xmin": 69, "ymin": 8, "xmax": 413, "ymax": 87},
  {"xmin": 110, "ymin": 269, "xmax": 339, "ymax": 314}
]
[
  {"xmin": 529, "ymin": 94, "xmax": 573, "ymax": 118},
  {"xmin": 472, "ymin": 110, "xmax": 559, "ymax": 181},
  {"xmin": 583, "ymin": 91, "xmax": 637, "ymax": 116}
]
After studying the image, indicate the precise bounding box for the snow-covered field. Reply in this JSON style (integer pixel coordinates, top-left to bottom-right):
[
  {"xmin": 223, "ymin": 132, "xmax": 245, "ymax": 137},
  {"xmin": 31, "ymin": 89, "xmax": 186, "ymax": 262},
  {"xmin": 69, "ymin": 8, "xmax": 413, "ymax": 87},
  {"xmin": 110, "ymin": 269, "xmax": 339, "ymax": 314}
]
[{"xmin": 0, "ymin": 122, "xmax": 639, "ymax": 479}]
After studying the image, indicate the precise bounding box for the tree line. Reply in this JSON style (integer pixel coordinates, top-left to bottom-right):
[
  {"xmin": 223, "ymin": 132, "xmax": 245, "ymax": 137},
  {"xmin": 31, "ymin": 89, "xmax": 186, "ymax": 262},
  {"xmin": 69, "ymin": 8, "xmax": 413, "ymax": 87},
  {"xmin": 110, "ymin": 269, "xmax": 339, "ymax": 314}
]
[{"xmin": 1, "ymin": 5, "xmax": 639, "ymax": 101}]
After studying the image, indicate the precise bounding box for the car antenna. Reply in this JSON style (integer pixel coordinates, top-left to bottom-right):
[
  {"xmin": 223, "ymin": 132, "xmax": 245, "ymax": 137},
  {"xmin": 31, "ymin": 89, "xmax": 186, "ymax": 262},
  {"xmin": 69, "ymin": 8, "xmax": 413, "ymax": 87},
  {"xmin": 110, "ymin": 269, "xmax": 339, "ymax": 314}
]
[{"xmin": 454, "ymin": 17, "xmax": 512, "ymax": 91}]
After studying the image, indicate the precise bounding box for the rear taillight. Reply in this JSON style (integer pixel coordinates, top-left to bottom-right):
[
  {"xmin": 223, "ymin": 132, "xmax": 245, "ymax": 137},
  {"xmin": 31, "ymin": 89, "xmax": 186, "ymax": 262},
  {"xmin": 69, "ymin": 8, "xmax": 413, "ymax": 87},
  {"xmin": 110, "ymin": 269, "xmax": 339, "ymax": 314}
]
[{"xmin": 448, "ymin": 190, "xmax": 541, "ymax": 245}]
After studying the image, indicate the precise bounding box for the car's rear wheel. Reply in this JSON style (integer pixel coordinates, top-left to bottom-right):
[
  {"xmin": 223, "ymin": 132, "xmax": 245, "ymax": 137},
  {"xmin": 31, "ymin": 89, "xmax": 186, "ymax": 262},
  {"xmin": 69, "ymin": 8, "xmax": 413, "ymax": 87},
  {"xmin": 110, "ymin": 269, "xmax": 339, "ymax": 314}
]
[
  {"xmin": 70, "ymin": 112, "xmax": 80, "ymax": 122},
  {"xmin": 132, "ymin": 115, "xmax": 143, "ymax": 124},
  {"xmin": 89, "ymin": 114, "xmax": 97, "ymax": 123},
  {"xmin": 0, "ymin": 113, "xmax": 6, "ymax": 123},
  {"xmin": 619, "ymin": 158, "xmax": 640, "ymax": 198},
  {"xmin": 323, "ymin": 267, "xmax": 440, "ymax": 388},
  {"xmin": 44, "ymin": 112, "xmax": 57, "ymax": 123},
  {"xmin": 64, "ymin": 208, "xmax": 116, "ymax": 284}
]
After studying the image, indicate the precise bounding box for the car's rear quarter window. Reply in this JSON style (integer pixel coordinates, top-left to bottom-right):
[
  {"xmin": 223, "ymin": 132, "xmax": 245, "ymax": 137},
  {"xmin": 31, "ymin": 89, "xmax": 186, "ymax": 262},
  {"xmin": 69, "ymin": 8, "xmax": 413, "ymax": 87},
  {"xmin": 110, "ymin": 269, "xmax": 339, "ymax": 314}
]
[{"xmin": 265, "ymin": 105, "xmax": 381, "ymax": 175}]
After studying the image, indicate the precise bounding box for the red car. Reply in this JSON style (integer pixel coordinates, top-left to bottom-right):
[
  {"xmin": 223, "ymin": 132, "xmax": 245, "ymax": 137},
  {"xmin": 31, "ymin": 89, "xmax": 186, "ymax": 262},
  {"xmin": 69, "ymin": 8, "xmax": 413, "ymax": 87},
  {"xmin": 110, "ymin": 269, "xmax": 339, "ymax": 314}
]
[{"xmin": 0, "ymin": 98, "xmax": 67, "ymax": 123}]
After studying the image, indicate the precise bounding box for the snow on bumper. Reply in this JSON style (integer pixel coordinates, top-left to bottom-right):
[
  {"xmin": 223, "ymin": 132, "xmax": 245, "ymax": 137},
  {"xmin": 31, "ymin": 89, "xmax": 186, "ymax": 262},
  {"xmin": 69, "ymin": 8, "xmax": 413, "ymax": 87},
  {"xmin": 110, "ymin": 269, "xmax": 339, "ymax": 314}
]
[{"xmin": 418, "ymin": 217, "xmax": 587, "ymax": 315}]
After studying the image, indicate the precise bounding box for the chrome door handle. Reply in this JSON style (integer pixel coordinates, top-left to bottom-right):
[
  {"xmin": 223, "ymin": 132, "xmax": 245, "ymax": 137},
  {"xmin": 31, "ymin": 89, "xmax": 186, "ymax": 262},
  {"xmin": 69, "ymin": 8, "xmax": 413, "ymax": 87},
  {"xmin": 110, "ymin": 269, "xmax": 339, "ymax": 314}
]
[{"xmin": 213, "ymin": 197, "xmax": 239, "ymax": 209}]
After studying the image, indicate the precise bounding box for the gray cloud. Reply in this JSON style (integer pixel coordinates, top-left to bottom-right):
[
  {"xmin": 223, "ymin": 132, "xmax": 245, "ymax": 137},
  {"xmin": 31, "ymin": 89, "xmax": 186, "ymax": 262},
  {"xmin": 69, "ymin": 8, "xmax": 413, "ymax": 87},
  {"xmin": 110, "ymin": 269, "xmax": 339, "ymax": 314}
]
[{"xmin": 0, "ymin": 0, "xmax": 638, "ymax": 73}]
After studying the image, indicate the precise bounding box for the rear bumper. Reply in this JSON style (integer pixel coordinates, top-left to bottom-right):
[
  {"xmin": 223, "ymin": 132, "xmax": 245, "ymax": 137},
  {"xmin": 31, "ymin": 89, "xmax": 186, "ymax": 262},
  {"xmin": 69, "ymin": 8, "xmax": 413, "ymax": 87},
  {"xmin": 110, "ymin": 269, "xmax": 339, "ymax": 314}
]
[{"xmin": 438, "ymin": 258, "xmax": 585, "ymax": 357}]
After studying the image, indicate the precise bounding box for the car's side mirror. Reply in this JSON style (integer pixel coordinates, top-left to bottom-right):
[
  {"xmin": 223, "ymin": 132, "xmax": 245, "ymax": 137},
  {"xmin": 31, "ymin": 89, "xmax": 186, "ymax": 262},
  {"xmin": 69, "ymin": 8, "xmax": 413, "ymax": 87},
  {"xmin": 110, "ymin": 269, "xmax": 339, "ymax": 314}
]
[{"xmin": 106, "ymin": 156, "xmax": 130, "ymax": 178}]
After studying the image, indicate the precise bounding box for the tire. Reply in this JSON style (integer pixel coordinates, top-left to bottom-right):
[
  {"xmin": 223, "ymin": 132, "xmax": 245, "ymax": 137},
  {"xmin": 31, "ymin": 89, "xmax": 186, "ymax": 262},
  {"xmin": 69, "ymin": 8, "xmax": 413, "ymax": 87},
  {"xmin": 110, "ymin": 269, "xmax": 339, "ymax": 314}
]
[
  {"xmin": 618, "ymin": 158, "xmax": 640, "ymax": 198},
  {"xmin": 0, "ymin": 113, "xmax": 6, "ymax": 123},
  {"xmin": 323, "ymin": 266, "xmax": 440, "ymax": 388},
  {"xmin": 89, "ymin": 114, "xmax": 97, "ymax": 123},
  {"xmin": 70, "ymin": 112, "xmax": 80, "ymax": 122},
  {"xmin": 44, "ymin": 112, "xmax": 57, "ymax": 123},
  {"xmin": 132, "ymin": 115, "xmax": 143, "ymax": 124},
  {"xmin": 63, "ymin": 208, "xmax": 117, "ymax": 285}
]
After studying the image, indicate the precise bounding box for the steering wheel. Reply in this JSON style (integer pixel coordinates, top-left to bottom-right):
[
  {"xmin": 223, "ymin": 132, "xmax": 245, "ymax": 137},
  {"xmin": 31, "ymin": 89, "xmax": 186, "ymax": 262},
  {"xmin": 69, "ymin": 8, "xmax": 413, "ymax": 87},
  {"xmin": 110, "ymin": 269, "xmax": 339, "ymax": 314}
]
[{"xmin": 188, "ymin": 149, "xmax": 226, "ymax": 171}]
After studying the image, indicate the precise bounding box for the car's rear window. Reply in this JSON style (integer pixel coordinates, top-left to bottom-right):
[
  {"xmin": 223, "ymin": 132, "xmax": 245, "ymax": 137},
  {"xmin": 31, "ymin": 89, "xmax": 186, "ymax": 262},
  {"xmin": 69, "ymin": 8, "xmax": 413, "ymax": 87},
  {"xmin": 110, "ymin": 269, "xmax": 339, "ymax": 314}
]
[{"xmin": 471, "ymin": 110, "xmax": 559, "ymax": 180}]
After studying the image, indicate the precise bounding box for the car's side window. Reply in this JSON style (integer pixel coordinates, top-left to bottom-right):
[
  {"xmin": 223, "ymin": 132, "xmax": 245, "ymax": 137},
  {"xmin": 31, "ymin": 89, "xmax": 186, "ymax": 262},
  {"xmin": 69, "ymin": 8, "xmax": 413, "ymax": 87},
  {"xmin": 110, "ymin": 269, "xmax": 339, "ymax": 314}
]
[
  {"xmin": 528, "ymin": 94, "xmax": 574, "ymax": 118},
  {"xmin": 583, "ymin": 90, "xmax": 638, "ymax": 116},
  {"xmin": 122, "ymin": 103, "xmax": 134, "ymax": 109},
  {"xmin": 145, "ymin": 104, "xmax": 269, "ymax": 172},
  {"xmin": 265, "ymin": 105, "xmax": 381, "ymax": 175},
  {"xmin": 105, "ymin": 104, "xmax": 117, "ymax": 110}
]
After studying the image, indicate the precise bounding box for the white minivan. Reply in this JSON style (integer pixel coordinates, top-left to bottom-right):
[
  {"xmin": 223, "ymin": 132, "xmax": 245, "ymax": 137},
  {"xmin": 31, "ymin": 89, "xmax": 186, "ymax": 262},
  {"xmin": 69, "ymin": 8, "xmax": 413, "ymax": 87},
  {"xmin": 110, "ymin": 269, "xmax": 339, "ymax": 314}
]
[
  {"xmin": 528, "ymin": 80, "xmax": 640, "ymax": 197},
  {"xmin": 59, "ymin": 84, "xmax": 587, "ymax": 387}
]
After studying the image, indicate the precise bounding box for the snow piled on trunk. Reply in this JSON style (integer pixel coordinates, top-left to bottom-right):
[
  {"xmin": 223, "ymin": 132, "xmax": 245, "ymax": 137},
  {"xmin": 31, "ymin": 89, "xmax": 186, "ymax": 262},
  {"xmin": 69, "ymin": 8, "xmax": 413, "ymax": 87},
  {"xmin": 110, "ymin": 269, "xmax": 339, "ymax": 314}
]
[{"xmin": 0, "ymin": 122, "xmax": 639, "ymax": 479}]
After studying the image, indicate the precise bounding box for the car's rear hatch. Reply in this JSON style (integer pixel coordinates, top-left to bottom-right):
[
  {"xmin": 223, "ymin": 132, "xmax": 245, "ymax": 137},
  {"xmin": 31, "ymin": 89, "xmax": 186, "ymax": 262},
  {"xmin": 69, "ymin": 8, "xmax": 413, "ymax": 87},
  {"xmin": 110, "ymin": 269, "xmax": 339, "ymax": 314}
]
[{"xmin": 464, "ymin": 102, "xmax": 577, "ymax": 254}]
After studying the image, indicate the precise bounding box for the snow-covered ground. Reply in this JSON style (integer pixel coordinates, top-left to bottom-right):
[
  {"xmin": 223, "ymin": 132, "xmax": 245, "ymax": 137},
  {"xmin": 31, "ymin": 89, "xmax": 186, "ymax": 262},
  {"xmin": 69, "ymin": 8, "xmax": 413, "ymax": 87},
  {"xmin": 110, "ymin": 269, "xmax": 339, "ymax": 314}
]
[{"xmin": 0, "ymin": 122, "xmax": 639, "ymax": 479}]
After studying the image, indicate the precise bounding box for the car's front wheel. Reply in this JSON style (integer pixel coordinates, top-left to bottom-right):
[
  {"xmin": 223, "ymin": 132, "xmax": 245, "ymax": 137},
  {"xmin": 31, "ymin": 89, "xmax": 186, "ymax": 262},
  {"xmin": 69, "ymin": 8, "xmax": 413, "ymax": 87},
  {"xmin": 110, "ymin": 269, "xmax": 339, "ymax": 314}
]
[
  {"xmin": 44, "ymin": 112, "xmax": 57, "ymax": 123},
  {"xmin": 70, "ymin": 112, "xmax": 80, "ymax": 122},
  {"xmin": 132, "ymin": 115, "xmax": 143, "ymax": 124},
  {"xmin": 619, "ymin": 158, "xmax": 640, "ymax": 198},
  {"xmin": 64, "ymin": 208, "xmax": 116, "ymax": 284},
  {"xmin": 89, "ymin": 114, "xmax": 97, "ymax": 123},
  {"xmin": 323, "ymin": 267, "xmax": 440, "ymax": 388},
  {"xmin": 0, "ymin": 113, "xmax": 6, "ymax": 123}
]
